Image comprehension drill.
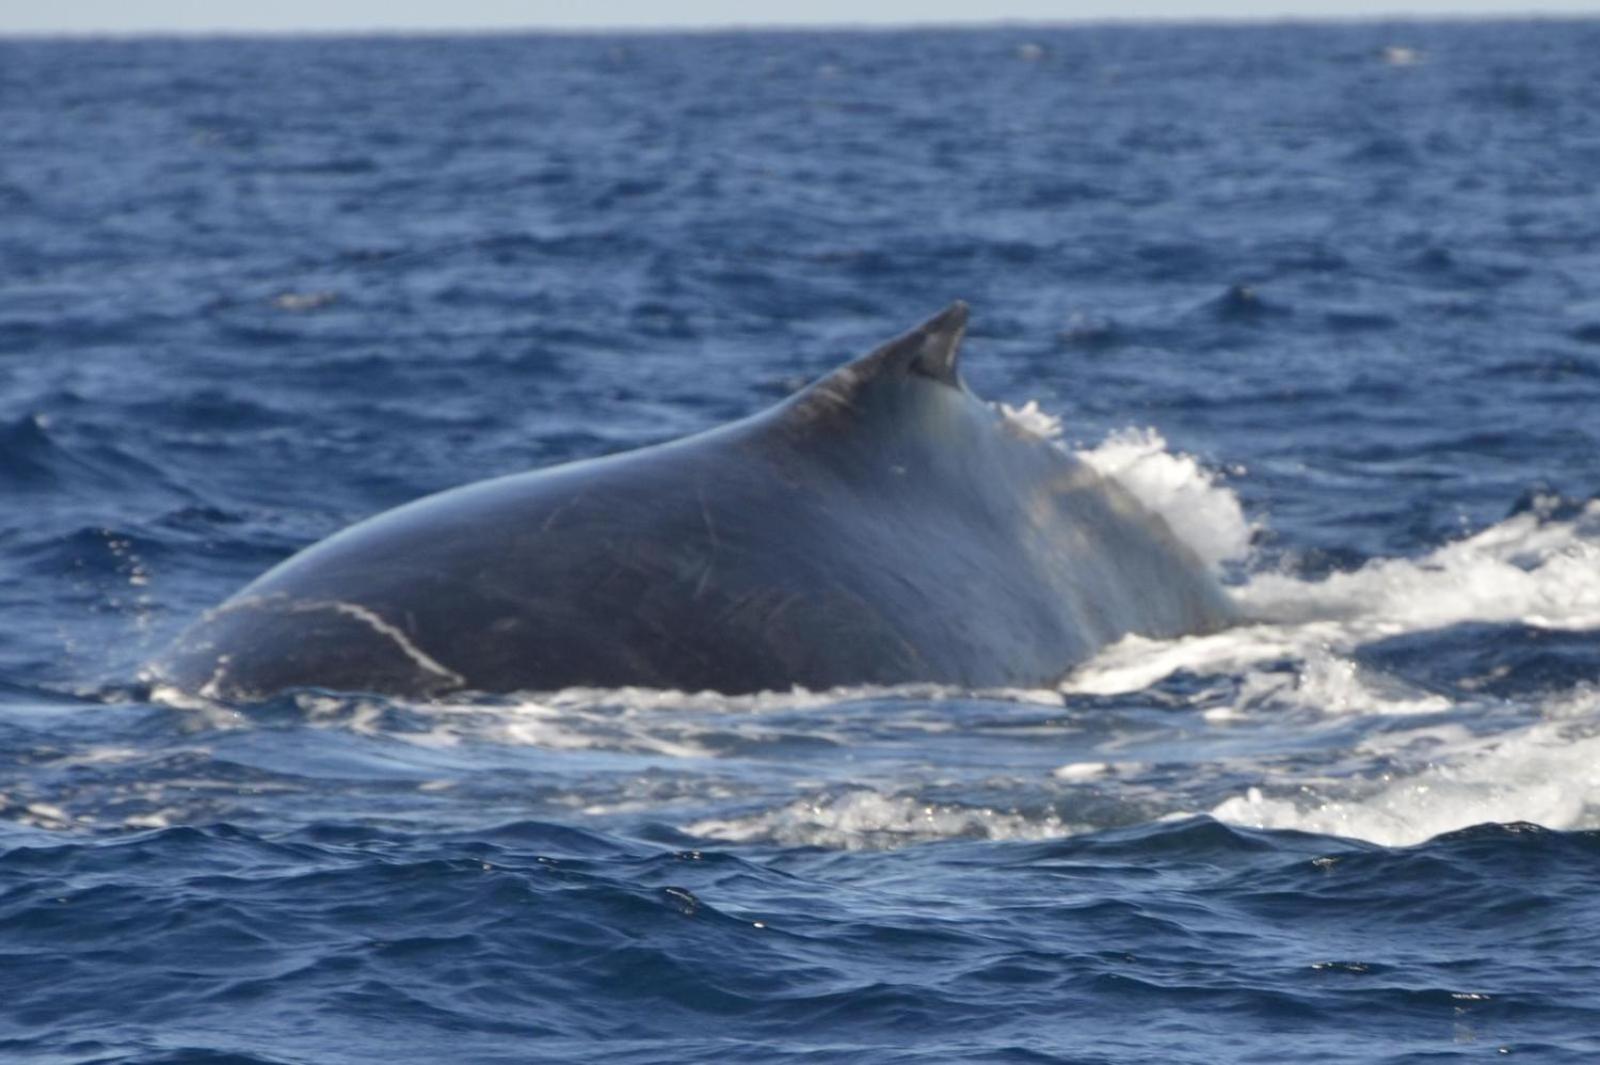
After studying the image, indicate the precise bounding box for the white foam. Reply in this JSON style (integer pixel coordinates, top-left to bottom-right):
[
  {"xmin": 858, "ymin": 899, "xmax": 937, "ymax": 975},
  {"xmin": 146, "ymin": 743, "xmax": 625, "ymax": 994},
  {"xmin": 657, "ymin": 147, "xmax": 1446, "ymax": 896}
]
[
  {"xmin": 1213, "ymin": 711, "xmax": 1600, "ymax": 847},
  {"xmin": 1075, "ymin": 427, "xmax": 1254, "ymax": 571},
  {"xmin": 24, "ymin": 802, "xmax": 72, "ymax": 826},
  {"xmin": 686, "ymin": 790, "xmax": 1084, "ymax": 850},
  {"xmin": 398, "ymin": 696, "xmax": 721, "ymax": 759},
  {"xmin": 386, "ymin": 684, "xmax": 964, "ymax": 759},
  {"xmin": 1052, "ymin": 761, "xmax": 1109, "ymax": 780},
  {"xmin": 997, "ymin": 399, "xmax": 1064, "ymax": 441},
  {"xmin": 1240, "ymin": 503, "xmax": 1600, "ymax": 633},
  {"xmin": 46, "ymin": 746, "xmax": 145, "ymax": 767},
  {"xmin": 148, "ymin": 679, "xmax": 1024, "ymax": 763},
  {"xmin": 1056, "ymin": 483, "xmax": 1600, "ymax": 848},
  {"xmin": 1070, "ymin": 501, "xmax": 1600, "ymax": 699},
  {"xmin": 124, "ymin": 811, "xmax": 173, "ymax": 830}
]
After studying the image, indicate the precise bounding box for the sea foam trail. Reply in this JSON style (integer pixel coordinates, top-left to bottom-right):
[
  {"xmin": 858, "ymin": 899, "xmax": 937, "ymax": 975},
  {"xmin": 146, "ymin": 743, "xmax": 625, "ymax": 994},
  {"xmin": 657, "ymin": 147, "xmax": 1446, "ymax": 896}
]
[
  {"xmin": 1052, "ymin": 484, "xmax": 1600, "ymax": 848},
  {"xmin": 1044, "ymin": 425, "xmax": 1600, "ymax": 849},
  {"xmin": 1068, "ymin": 496, "xmax": 1600, "ymax": 698}
]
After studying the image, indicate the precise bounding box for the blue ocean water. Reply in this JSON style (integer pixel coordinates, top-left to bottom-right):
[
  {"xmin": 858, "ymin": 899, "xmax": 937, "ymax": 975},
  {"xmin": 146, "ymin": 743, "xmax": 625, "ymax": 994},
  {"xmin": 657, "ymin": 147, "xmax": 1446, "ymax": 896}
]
[{"xmin": 3, "ymin": 20, "xmax": 1600, "ymax": 1062}]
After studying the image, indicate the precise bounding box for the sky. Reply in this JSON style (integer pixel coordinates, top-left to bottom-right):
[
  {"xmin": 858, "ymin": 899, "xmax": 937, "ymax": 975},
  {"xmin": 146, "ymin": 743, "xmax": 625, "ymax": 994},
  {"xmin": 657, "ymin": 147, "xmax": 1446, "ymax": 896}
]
[{"xmin": 2, "ymin": 0, "xmax": 1598, "ymax": 34}]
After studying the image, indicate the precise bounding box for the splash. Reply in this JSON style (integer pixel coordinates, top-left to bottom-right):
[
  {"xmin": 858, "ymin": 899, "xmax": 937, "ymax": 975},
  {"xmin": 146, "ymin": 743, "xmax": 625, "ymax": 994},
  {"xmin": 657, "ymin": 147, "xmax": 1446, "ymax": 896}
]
[
  {"xmin": 1071, "ymin": 499, "xmax": 1600, "ymax": 698},
  {"xmin": 1212, "ymin": 704, "xmax": 1600, "ymax": 847},
  {"xmin": 1244, "ymin": 500, "xmax": 1600, "ymax": 632},
  {"xmin": 998, "ymin": 404, "xmax": 1254, "ymax": 572},
  {"xmin": 1075, "ymin": 427, "xmax": 1254, "ymax": 572},
  {"xmin": 1063, "ymin": 498, "xmax": 1600, "ymax": 848}
]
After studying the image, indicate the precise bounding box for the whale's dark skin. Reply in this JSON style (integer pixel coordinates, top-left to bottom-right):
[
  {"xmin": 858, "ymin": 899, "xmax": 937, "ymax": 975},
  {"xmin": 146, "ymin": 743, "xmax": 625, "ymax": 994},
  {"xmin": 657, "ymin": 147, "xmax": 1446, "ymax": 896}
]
[{"xmin": 153, "ymin": 303, "xmax": 1236, "ymax": 700}]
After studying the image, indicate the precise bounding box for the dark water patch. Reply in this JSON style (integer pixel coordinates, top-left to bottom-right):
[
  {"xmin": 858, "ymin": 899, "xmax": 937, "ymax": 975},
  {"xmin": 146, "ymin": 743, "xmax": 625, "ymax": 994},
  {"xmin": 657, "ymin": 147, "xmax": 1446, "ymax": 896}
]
[
  {"xmin": 1267, "ymin": 239, "xmax": 1352, "ymax": 275},
  {"xmin": 1343, "ymin": 133, "xmax": 1419, "ymax": 166},
  {"xmin": 1055, "ymin": 312, "xmax": 1125, "ymax": 352},
  {"xmin": 1322, "ymin": 307, "xmax": 1399, "ymax": 332},
  {"xmin": 1356, "ymin": 622, "xmax": 1600, "ymax": 699},
  {"xmin": 10, "ymin": 524, "xmax": 168, "ymax": 581},
  {"xmin": 1194, "ymin": 283, "xmax": 1289, "ymax": 324},
  {"xmin": 1460, "ymin": 75, "xmax": 1548, "ymax": 113},
  {"xmin": 1475, "ymin": 350, "xmax": 1600, "ymax": 382},
  {"xmin": 124, "ymin": 392, "xmax": 291, "ymax": 434},
  {"xmin": 1129, "ymin": 239, "xmax": 1217, "ymax": 282},
  {"xmin": 1403, "ymin": 246, "xmax": 1533, "ymax": 288},
  {"xmin": 1330, "ymin": 427, "xmax": 1595, "ymax": 466},
  {"xmin": 1409, "ymin": 244, "xmax": 1458, "ymax": 275},
  {"xmin": 0, "ymin": 415, "xmax": 77, "ymax": 489},
  {"xmin": 1270, "ymin": 543, "xmax": 1375, "ymax": 580},
  {"xmin": 1506, "ymin": 487, "xmax": 1599, "ymax": 526},
  {"xmin": 262, "ymin": 156, "xmax": 382, "ymax": 177}
]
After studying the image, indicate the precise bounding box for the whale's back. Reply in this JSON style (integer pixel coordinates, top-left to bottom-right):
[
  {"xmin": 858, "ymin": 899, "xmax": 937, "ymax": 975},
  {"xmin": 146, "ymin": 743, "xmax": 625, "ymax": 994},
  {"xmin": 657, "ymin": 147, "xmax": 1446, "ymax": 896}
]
[{"xmin": 153, "ymin": 305, "xmax": 1235, "ymax": 700}]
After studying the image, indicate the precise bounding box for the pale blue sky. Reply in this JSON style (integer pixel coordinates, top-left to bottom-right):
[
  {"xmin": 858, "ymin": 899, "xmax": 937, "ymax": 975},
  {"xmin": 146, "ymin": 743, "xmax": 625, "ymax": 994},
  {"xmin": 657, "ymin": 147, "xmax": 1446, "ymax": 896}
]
[{"xmin": 4, "ymin": 0, "xmax": 1598, "ymax": 33}]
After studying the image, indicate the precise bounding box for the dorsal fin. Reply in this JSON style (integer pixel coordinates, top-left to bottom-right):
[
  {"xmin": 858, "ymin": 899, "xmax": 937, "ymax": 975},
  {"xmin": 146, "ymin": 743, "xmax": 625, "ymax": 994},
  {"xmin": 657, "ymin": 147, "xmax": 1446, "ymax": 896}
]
[
  {"xmin": 781, "ymin": 303, "xmax": 973, "ymax": 425},
  {"xmin": 854, "ymin": 301, "xmax": 969, "ymax": 387}
]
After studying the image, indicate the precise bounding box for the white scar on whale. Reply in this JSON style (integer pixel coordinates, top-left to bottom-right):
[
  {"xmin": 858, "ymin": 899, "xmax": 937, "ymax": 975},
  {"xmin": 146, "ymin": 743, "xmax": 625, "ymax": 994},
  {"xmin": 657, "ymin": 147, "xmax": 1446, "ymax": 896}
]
[{"xmin": 196, "ymin": 596, "xmax": 466, "ymax": 697}]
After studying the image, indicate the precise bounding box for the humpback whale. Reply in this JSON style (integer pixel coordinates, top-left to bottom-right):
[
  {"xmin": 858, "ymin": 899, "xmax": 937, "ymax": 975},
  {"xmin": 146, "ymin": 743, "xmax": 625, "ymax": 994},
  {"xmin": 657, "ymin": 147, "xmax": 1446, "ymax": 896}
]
[{"xmin": 153, "ymin": 303, "xmax": 1235, "ymax": 700}]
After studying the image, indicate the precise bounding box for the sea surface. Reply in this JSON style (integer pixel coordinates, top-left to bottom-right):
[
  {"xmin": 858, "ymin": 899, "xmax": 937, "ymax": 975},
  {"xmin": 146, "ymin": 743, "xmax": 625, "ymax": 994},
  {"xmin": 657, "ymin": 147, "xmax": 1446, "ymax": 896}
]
[{"xmin": 3, "ymin": 20, "xmax": 1600, "ymax": 1063}]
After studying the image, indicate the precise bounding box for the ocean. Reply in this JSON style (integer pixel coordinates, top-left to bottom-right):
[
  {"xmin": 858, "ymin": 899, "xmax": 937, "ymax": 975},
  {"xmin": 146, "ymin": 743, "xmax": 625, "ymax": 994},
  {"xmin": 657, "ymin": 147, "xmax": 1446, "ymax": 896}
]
[{"xmin": 2, "ymin": 19, "xmax": 1599, "ymax": 1063}]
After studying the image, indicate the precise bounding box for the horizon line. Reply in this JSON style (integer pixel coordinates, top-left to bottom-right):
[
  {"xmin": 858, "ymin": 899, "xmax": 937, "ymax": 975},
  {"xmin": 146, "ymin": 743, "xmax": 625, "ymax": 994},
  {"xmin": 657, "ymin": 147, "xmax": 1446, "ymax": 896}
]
[{"xmin": 2, "ymin": 9, "xmax": 1597, "ymax": 41}]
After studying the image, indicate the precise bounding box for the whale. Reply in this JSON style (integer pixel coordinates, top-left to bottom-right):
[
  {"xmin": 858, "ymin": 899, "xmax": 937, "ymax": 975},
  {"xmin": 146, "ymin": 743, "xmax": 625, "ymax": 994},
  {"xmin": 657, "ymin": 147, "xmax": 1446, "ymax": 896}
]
[{"xmin": 152, "ymin": 303, "xmax": 1236, "ymax": 700}]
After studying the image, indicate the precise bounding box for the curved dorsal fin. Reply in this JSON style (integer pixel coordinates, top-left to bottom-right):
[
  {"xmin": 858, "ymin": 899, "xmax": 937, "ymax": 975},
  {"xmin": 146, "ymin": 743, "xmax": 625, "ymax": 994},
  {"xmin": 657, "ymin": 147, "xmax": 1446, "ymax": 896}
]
[
  {"xmin": 853, "ymin": 301, "xmax": 969, "ymax": 387},
  {"xmin": 780, "ymin": 303, "xmax": 973, "ymax": 426}
]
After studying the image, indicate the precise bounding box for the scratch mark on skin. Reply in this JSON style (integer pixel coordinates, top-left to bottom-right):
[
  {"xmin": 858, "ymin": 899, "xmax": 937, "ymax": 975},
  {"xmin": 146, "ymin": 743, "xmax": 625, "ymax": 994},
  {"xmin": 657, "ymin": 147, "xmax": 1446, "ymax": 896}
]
[
  {"xmin": 540, "ymin": 493, "xmax": 586, "ymax": 533},
  {"xmin": 789, "ymin": 374, "xmax": 859, "ymax": 426},
  {"xmin": 215, "ymin": 595, "xmax": 466, "ymax": 688},
  {"xmin": 694, "ymin": 484, "xmax": 719, "ymax": 599},
  {"xmin": 699, "ymin": 484, "xmax": 720, "ymax": 552}
]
